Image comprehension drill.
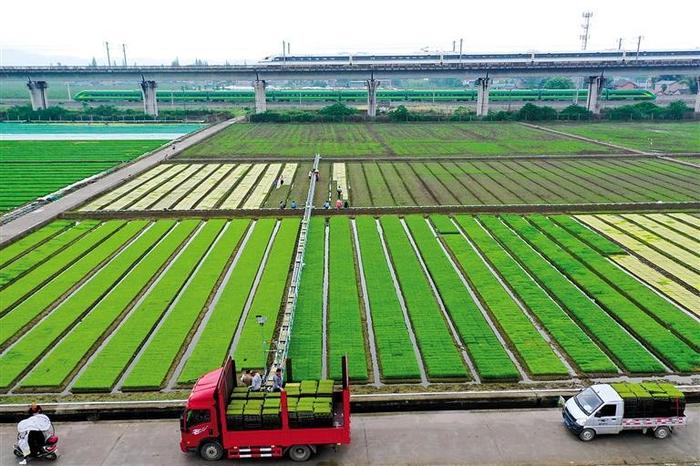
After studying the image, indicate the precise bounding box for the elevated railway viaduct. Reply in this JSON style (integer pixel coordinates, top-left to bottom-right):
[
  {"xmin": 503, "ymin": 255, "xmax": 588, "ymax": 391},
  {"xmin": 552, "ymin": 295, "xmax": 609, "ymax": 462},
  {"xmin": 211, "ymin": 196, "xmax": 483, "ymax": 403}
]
[{"xmin": 2, "ymin": 53, "xmax": 698, "ymax": 117}]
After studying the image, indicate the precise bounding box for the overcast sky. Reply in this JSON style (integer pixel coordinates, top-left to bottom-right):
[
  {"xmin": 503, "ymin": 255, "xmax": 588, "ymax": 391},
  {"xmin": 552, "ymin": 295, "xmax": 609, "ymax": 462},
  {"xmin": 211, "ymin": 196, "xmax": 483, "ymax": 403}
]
[{"xmin": 1, "ymin": 0, "xmax": 698, "ymax": 65}]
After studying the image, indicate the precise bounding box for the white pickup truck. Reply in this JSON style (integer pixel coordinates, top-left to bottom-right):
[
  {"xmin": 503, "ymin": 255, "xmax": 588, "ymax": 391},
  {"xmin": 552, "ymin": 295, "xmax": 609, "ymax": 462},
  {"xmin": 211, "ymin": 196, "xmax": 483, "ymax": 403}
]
[{"xmin": 563, "ymin": 383, "xmax": 686, "ymax": 441}]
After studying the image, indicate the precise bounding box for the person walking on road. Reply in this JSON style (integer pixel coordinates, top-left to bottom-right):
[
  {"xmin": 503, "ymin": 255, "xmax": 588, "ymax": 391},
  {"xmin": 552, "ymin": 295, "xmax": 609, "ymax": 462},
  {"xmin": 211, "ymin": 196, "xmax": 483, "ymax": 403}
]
[{"xmin": 336, "ymin": 185, "xmax": 343, "ymax": 200}]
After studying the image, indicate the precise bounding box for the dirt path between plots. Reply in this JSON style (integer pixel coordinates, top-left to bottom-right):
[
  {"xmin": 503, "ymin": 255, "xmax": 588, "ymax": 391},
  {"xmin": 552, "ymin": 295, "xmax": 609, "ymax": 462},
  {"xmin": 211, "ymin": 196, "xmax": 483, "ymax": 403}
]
[
  {"xmin": 519, "ymin": 122, "xmax": 649, "ymax": 155},
  {"xmin": 658, "ymin": 156, "xmax": 700, "ymax": 169},
  {"xmin": 0, "ymin": 117, "xmax": 243, "ymax": 246},
  {"xmin": 363, "ymin": 123, "xmax": 397, "ymax": 156}
]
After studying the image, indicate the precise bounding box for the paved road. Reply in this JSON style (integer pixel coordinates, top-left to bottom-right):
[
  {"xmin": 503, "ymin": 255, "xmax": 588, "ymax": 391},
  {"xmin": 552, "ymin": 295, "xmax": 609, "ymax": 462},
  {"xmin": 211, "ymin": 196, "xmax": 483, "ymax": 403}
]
[
  {"xmin": 0, "ymin": 118, "xmax": 240, "ymax": 245},
  {"xmin": 1, "ymin": 407, "xmax": 697, "ymax": 465}
]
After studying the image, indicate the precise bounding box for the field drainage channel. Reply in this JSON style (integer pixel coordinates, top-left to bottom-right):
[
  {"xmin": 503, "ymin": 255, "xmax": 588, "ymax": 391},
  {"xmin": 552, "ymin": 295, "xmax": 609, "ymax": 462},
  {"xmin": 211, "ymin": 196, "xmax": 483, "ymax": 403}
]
[
  {"xmin": 351, "ymin": 219, "xmax": 383, "ymax": 387},
  {"xmin": 63, "ymin": 221, "xmax": 201, "ymax": 394},
  {"xmin": 114, "ymin": 221, "xmax": 230, "ymax": 392},
  {"xmin": 166, "ymin": 220, "xmax": 258, "ymax": 389}
]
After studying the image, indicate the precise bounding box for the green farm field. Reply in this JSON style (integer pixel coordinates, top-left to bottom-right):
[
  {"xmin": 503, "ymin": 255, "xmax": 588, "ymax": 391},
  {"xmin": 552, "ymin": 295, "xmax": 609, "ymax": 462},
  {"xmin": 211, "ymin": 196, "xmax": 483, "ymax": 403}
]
[
  {"xmin": 547, "ymin": 122, "xmax": 700, "ymax": 153},
  {"xmin": 0, "ymin": 140, "xmax": 166, "ymax": 212},
  {"xmin": 178, "ymin": 122, "xmax": 615, "ymax": 158},
  {"xmin": 1, "ymin": 213, "xmax": 697, "ymax": 394},
  {"xmin": 79, "ymin": 158, "xmax": 700, "ymax": 211}
]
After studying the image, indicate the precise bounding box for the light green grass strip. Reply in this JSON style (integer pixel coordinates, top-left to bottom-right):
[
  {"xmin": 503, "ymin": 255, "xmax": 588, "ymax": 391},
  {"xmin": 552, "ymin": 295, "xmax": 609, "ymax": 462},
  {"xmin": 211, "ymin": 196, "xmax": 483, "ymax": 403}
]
[
  {"xmin": 122, "ymin": 220, "xmax": 249, "ymax": 390},
  {"xmin": 71, "ymin": 219, "xmax": 219, "ymax": 392},
  {"xmin": 234, "ymin": 218, "xmax": 301, "ymax": 368},
  {"xmin": 0, "ymin": 221, "xmax": 148, "ymax": 389},
  {"xmin": 18, "ymin": 220, "xmax": 177, "ymax": 389},
  {"xmin": 177, "ymin": 219, "xmax": 276, "ymax": 384},
  {"xmin": 0, "ymin": 220, "xmax": 74, "ymax": 268}
]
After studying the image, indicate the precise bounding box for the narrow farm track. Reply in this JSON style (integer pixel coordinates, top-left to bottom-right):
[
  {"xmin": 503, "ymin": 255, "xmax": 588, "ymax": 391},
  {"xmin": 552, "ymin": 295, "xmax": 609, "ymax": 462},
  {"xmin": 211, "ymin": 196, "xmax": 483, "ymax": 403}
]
[
  {"xmin": 168, "ymin": 220, "xmax": 256, "ymax": 388},
  {"xmin": 401, "ymin": 218, "xmax": 479, "ymax": 382},
  {"xmin": 444, "ymin": 216, "xmax": 570, "ymax": 378},
  {"xmin": 425, "ymin": 217, "xmax": 527, "ymax": 382},
  {"xmin": 177, "ymin": 219, "xmax": 276, "ymax": 385},
  {"xmin": 375, "ymin": 218, "xmax": 430, "ymax": 385},
  {"xmin": 14, "ymin": 221, "xmax": 178, "ymax": 391},
  {"xmin": 508, "ymin": 215, "xmax": 696, "ymax": 373},
  {"xmin": 462, "ymin": 216, "xmax": 617, "ymax": 376},
  {"xmin": 350, "ymin": 218, "xmax": 382, "ymax": 386},
  {"xmin": 481, "ymin": 216, "xmax": 661, "ymax": 375}
]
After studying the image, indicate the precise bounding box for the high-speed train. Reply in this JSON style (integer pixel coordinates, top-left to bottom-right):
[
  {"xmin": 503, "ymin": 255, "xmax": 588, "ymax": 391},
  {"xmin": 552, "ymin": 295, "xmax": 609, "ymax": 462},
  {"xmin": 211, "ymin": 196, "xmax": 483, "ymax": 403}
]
[{"xmin": 259, "ymin": 50, "xmax": 700, "ymax": 65}]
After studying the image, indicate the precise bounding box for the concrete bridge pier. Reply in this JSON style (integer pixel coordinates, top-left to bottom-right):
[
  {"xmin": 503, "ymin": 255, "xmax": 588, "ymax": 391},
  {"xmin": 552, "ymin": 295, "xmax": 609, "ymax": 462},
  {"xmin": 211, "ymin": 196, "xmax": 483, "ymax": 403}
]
[
  {"xmin": 366, "ymin": 78, "xmax": 379, "ymax": 118},
  {"xmin": 475, "ymin": 77, "xmax": 491, "ymax": 117},
  {"xmin": 27, "ymin": 80, "xmax": 49, "ymax": 110},
  {"xmin": 254, "ymin": 79, "xmax": 267, "ymax": 113},
  {"xmin": 140, "ymin": 80, "xmax": 158, "ymax": 116},
  {"xmin": 695, "ymin": 77, "xmax": 700, "ymax": 113},
  {"xmin": 586, "ymin": 75, "xmax": 605, "ymax": 114}
]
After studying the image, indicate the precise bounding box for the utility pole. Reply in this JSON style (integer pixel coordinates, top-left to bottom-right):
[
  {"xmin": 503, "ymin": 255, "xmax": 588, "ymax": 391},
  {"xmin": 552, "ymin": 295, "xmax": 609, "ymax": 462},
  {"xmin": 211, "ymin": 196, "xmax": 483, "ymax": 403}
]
[
  {"xmin": 105, "ymin": 41, "xmax": 111, "ymax": 67},
  {"xmin": 636, "ymin": 35, "xmax": 643, "ymax": 60},
  {"xmin": 459, "ymin": 38, "xmax": 463, "ymax": 63},
  {"xmin": 452, "ymin": 40, "xmax": 456, "ymax": 52},
  {"xmin": 282, "ymin": 40, "xmax": 286, "ymax": 63},
  {"xmin": 580, "ymin": 11, "xmax": 593, "ymax": 50},
  {"xmin": 287, "ymin": 42, "xmax": 290, "ymax": 56},
  {"xmin": 122, "ymin": 44, "xmax": 127, "ymax": 67},
  {"xmin": 618, "ymin": 38, "xmax": 623, "ymax": 50}
]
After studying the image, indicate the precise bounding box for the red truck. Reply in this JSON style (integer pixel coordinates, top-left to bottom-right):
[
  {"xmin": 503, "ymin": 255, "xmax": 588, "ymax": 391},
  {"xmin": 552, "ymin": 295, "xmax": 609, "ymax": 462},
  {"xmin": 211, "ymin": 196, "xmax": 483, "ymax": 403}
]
[{"xmin": 179, "ymin": 357, "xmax": 351, "ymax": 462}]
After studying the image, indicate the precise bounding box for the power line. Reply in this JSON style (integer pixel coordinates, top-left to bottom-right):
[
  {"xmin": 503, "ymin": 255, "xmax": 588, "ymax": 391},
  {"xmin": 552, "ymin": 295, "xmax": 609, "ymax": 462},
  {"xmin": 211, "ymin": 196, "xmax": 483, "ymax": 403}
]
[{"xmin": 580, "ymin": 11, "xmax": 593, "ymax": 50}]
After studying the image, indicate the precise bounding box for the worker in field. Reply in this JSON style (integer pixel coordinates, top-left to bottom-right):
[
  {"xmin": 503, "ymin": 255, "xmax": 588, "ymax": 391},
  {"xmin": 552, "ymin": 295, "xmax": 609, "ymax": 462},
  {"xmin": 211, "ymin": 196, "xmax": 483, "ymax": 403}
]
[
  {"xmin": 291, "ymin": 200, "xmax": 297, "ymax": 209},
  {"xmin": 250, "ymin": 371, "xmax": 262, "ymax": 391},
  {"xmin": 272, "ymin": 368, "xmax": 284, "ymax": 392},
  {"xmin": 336, "ymin": 185, "xmax": 343, "ymax": 199},
  {"xmin": 240, "ymin": 370, "xmax": 253, "ymax": 387},
  {"xmin": 314, "ymin": 168, "xmax": 320, "ymax": 181},
  {"xmin": 335, "ymin": 199, "xmax": 343, "ymax": 209},
  {"xmin": 308, "ymin": 169, "xmax": 313, "ymax": 179},
  {"xmin": 323, "ymin": 200, "xmax": 331, "ymax": 209},
  {"xmin": 344, "ymin": 200, "xmax": 349, "ymax": 208},
  {"xmin": 279, "ymin": 200, "xmax": 286, "ymax": 209}
]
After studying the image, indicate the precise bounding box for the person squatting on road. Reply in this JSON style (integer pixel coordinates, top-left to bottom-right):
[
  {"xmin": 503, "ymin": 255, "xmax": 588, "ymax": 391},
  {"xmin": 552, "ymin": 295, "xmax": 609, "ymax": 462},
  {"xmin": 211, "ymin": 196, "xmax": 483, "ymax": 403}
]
[
  {"xmin": 240, "ymin": 370, "xmax": 253, "ymax": 387},
  {"xmin": 16, "ymin": 404, "xmax": 52, "ymax": 465},
  {"xmin": 250, "ymin": 371, "xmax": 263, "ymax": 391}
]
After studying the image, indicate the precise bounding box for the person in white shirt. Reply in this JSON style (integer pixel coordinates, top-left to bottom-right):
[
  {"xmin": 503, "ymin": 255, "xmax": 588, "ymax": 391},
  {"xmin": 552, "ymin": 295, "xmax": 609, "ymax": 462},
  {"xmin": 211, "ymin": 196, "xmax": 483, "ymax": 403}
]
[{"xmin": 250, "ymin": 371, "xmax": 262, "ymax": 391}]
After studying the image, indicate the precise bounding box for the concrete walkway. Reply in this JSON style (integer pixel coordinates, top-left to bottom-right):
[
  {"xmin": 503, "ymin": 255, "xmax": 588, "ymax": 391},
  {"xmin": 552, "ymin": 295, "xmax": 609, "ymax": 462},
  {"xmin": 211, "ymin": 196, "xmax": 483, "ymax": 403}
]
[
  {"xmin": 1, "ymin": 407, "xmax": 697, "ymax": 465},
  {"xmin": 0, "ymin": 118, "xmax": 240, "ymax": 246}
]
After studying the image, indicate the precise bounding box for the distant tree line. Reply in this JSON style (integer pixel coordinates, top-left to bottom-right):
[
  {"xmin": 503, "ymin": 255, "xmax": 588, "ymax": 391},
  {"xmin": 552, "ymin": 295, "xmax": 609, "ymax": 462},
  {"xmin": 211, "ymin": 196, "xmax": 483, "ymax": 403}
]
[{"xmin": 249, "ymin": 101, "xmax": 696, "ymax": 123}]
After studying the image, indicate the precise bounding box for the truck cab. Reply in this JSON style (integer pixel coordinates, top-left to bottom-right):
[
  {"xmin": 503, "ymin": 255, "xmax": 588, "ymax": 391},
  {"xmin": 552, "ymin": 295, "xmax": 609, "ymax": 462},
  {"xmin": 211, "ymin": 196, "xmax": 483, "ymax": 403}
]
[{"xmin": 564, "ymin": 385, "xmax": 624, "ymax": 439}]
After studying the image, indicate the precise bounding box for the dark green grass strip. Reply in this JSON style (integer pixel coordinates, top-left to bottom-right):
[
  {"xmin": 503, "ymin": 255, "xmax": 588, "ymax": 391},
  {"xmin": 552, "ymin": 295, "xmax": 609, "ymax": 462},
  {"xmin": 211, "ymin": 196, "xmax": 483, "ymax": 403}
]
[
  {"xmin": 406, "ymin": 215, "xmax": 518, "ymax": 381},
  {"xmin": 460, "ymin": 215, "xmax": 617, "ymax": 374},
  {"xmin": 0, "ymin": 221, "xmax": 149, "ymax": 389},
  {"xmin": 505, "ymin": 215, "xmax": 698, "ymax": 373},
  {"xmin": 531, "ymin": 215, "xmax": 700, "ymax": 351},
  {"xmin": 0, "ymin": 220, "xmax": 74, "ymax": 268},
  {"xmin": 549, "ymin": 215, "xmax": 625, "ymax": 255},
  {"xmin": 71, "ymin": 220, "xmax": 216, "ymax": 392},
  {"xmin": 122, "ymin": 220, "xmax": 249, "ymax": 390},
  {"xmin": 479, "ymin": 215, "xmax": 662, "ymax": 374},
  {"xmin": 177, "ymin": 219, "xmax": 276, "ymax": 385},
  {"xmin": 288, "ymin": 217, "xmax": 325, "ymax": 381},
  {"xmin": 328, "ymin": 216, "xmax": 369, "ymax": 381},
  {"xmin": 355, "ymin": 216, "xmax": 421, "ymax": 380},
  {"xmin": 438, "ymin": 215, "xmax": 569, "ymax": 377},
  {"xmin": 380, "ymin": 216, "xmax": 467, "ymax": 379},
  {"xmin": 234, "ymin": 218, "xmax": 301, "ymax": 369},
  {"xmin": 18, "ymin": 220, "xmax": 179, "ymax": 389}
]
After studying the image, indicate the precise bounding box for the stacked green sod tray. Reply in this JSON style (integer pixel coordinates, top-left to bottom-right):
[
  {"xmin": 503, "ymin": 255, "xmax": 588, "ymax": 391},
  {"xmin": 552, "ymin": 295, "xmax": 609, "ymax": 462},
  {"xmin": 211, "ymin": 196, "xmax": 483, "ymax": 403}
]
[
  {"xmin": 610, "ymin": 382, "xmax": 685, "ymax": 418},
  {"xmin": 226, "ymin": 380, "xmax": 335, "ymax": 430}
]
